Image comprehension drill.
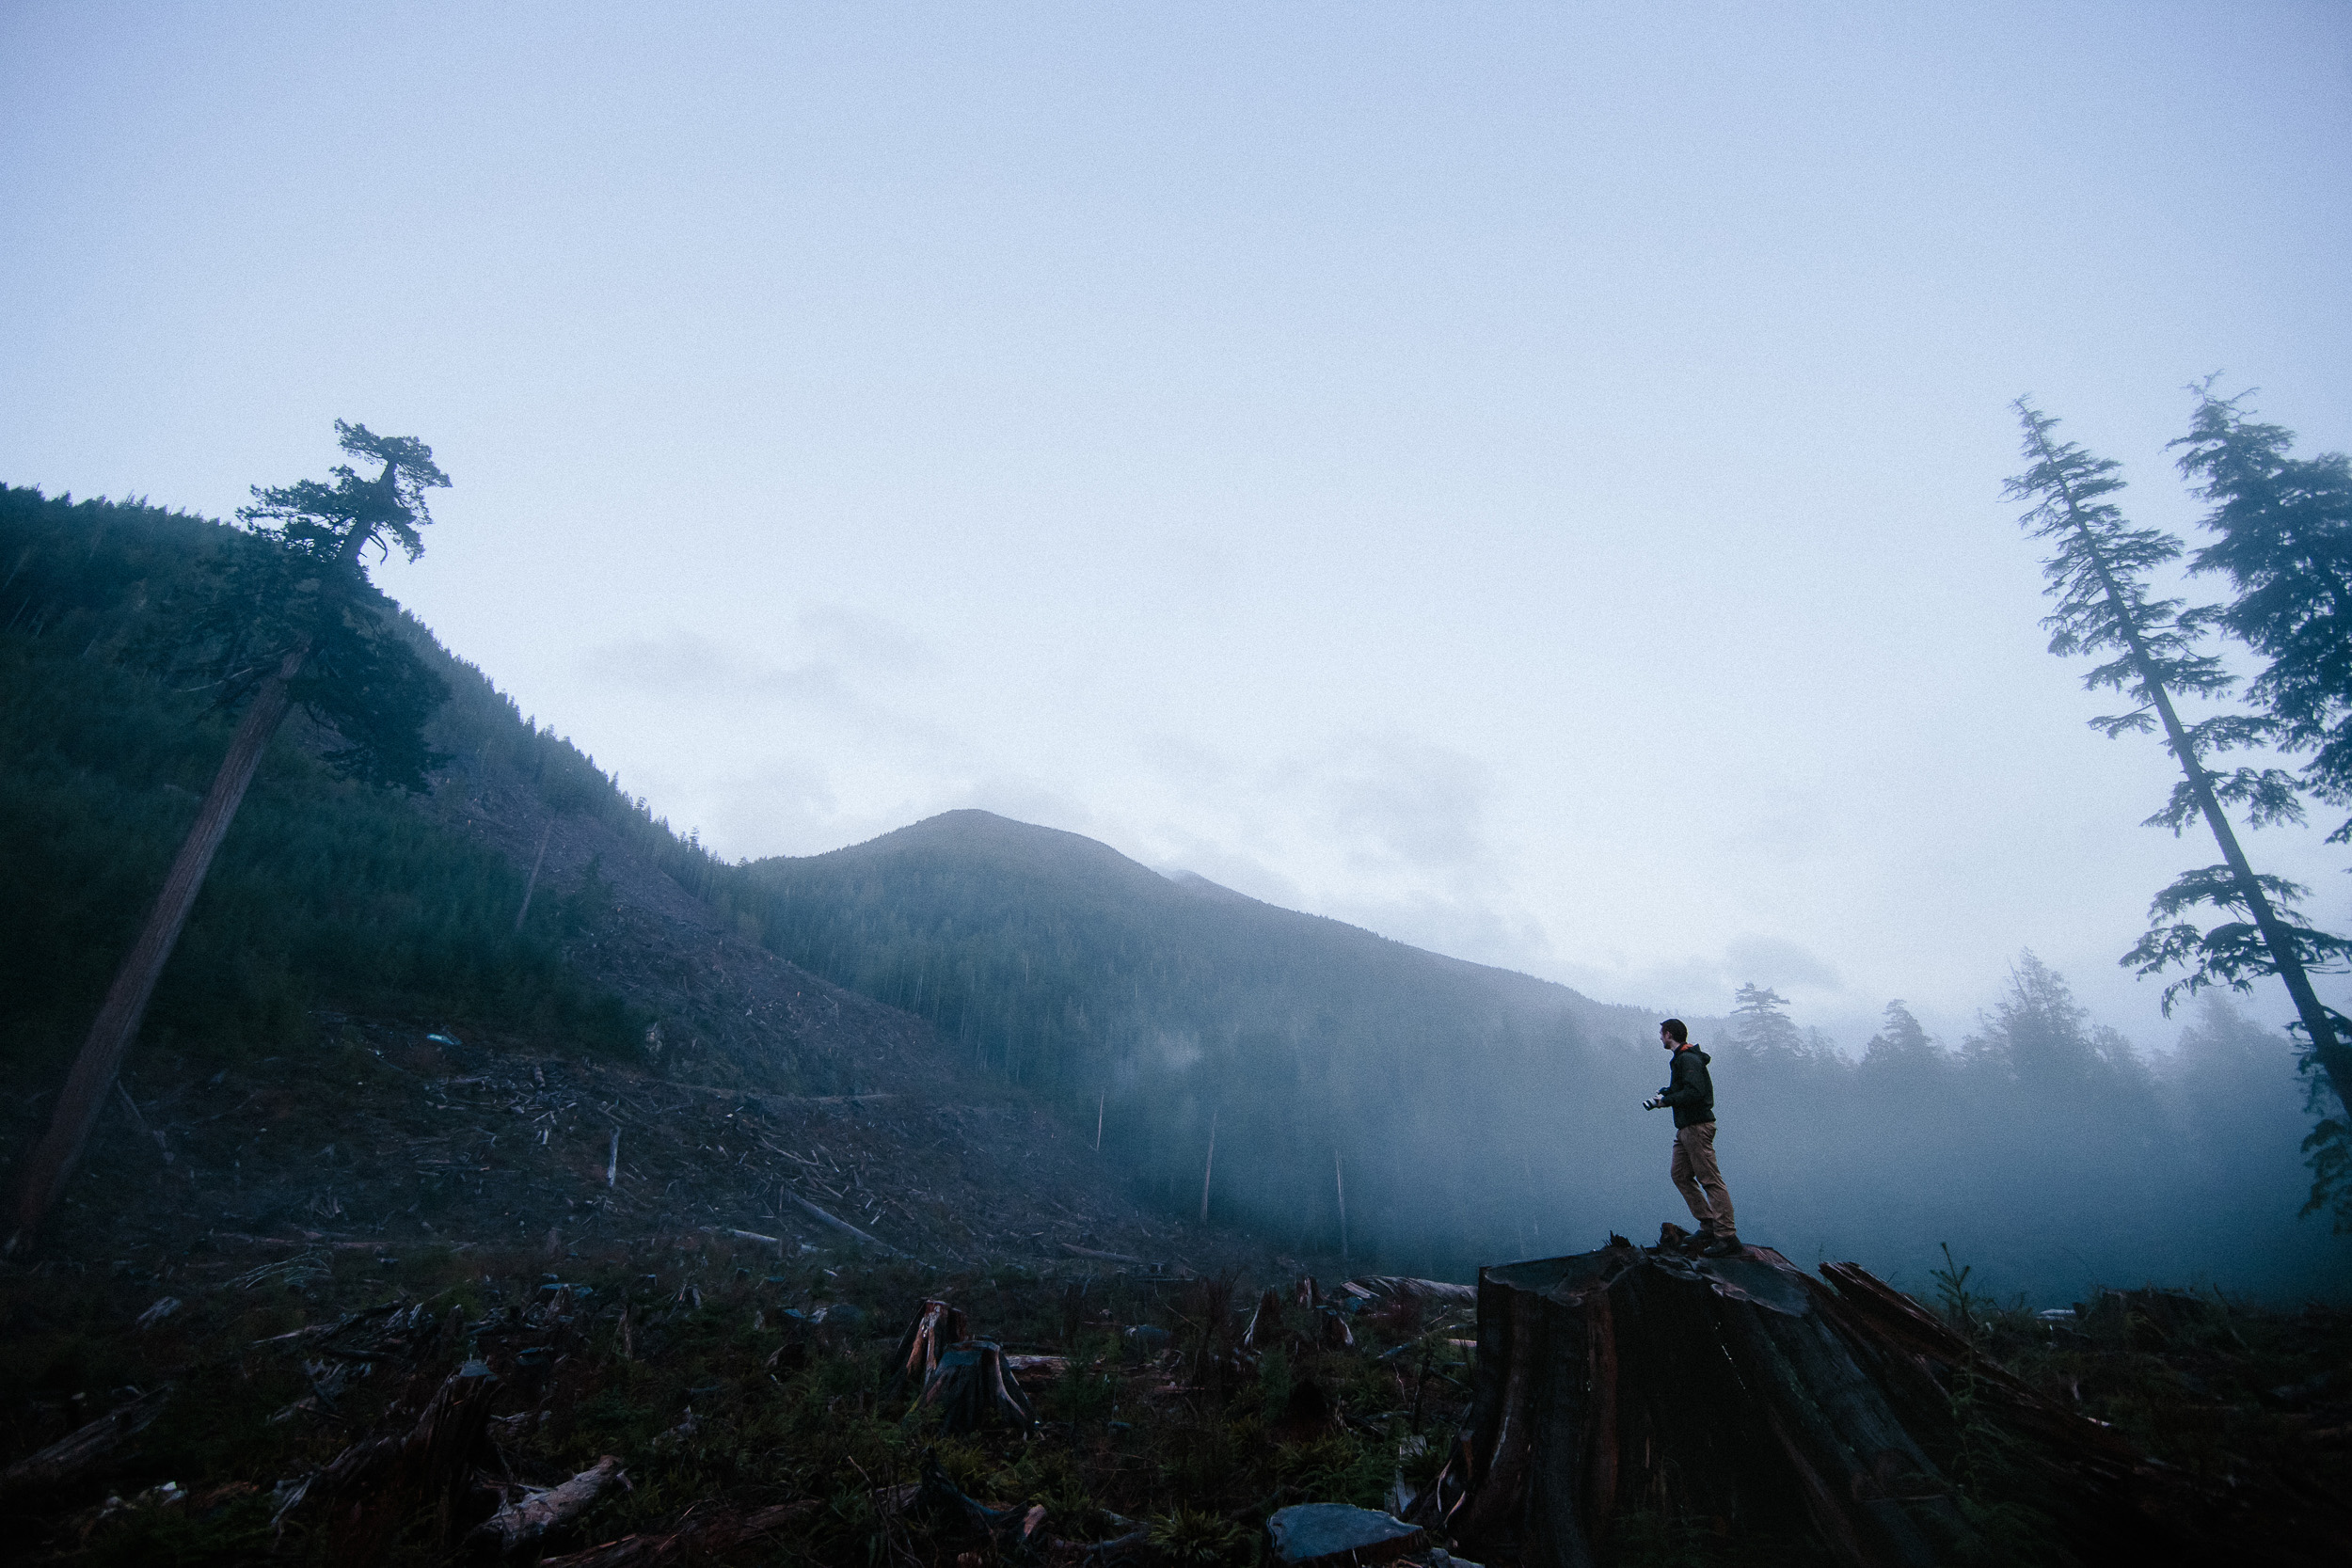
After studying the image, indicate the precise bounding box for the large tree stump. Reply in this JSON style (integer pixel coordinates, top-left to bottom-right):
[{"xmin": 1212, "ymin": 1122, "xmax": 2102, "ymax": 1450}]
[
  {"xmin": 888, "ymin": 1299, "xmax": 970, "ymax": 1400},
  {"xmin": 919, "ymin": 1339, "xmax": 1036, "ymax": 1434},
  {"xmin": 1422, "ymin": 1241, "xmax": 2249, "ymax": 1568}
]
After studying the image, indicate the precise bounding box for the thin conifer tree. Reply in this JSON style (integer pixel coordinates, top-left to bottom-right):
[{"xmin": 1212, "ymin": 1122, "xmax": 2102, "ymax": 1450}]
[
  {"xmin": 8, "ymin": 422, "xmax": 451, "ymax": 1248},
  {"xmin": 2005, "ymin": 399, "xmax": 2352, "ymax": 1121}
]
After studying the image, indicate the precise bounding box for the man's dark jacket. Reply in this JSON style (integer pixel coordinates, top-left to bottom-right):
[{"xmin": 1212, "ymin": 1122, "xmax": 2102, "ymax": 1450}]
[{"xmin": 1658, "ymin": 1046, "xmax": 1715, "ymax": 1129}]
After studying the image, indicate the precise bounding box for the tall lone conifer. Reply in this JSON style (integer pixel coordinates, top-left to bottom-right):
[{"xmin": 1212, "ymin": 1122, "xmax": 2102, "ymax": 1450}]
[
  {"xmin": 7, "ymin": 423, "xmax": 451, "ymax": 1249},
  {"xmin": 2005, "ymin": 400, "xmax": 2352, "ymax": 1124},
  {"xmin": 2170, "ymin": 383, "xmax": 2352, "ymax": 841}
]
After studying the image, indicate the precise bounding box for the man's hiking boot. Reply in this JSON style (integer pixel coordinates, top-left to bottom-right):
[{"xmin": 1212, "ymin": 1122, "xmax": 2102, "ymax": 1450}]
[{"xmin": 1700, "ymin": 1236, "xmax": 1744, "ymax": 1259}]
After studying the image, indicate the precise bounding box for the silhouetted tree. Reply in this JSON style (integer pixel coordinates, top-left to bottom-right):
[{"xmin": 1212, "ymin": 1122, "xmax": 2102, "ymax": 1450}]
[
  {"xmin": 2172, "ymin": 383, "xmax": 2352, "ymax": 840},
  {"xmin": 1860, "ymin": 1000, "xmax": 1939, "ymax": 1074},
  {"xmin": 1727, "ymin": 982, "xmax": 1802, "ymax": 1059},
  {"xmin": 2006, "ymin": 400, "xmax": 2352, "ymax": 1133},
  {"xmin": 2159, "ymin": 385, "xmax": 2352, "ymax": 1226},
  {"xmin": 8, "ymin": 423, "xmax": 451, "ymax": 1247},
  {"xmin": 1964, "ymin": 951, "xmax": 2123, "ymax": 1094}
]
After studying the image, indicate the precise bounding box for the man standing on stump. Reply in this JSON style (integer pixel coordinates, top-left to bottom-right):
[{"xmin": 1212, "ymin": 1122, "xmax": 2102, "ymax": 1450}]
[{"xmin": 1645, "ymin": 1018, "xmax": 1741, "ymax": 1258}]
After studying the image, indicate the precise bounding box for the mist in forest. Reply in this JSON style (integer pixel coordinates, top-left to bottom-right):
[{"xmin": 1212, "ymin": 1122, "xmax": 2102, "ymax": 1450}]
[{"xmin": 740, "ymin": 812, "xmax": 2347, "ymax": 1307}]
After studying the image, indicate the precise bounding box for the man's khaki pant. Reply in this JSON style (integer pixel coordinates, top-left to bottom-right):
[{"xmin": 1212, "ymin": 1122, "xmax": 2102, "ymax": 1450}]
[{"xmin": 1671, "ymin": 1120, "xmax": 1736, "ymax": 1239}]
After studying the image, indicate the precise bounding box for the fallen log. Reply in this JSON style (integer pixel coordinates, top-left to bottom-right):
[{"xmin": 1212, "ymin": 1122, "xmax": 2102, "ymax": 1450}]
[
  {"xmin": 786, "ymin": 1191, "xmax": 909, "ymax": 1256},
  {"xmin": 467, "ymin": 1454, "xmax": 627, "ymax": 1556},
  {"xmin": 0, "ymin": 1384, "xmax": 173, "ymax": 1492},
  {"xmin": 1341, "ymin": 1275, "xmax": 1479, "ymax": 1309},
  {"xmin": 212, "ymin": 1231, "xmax": 389, "ymax": 1252},
  {"xmin": 1430, "ymin": 1242, "xmax": 2280, "ymax": 1568},
  {"xmin": 535, "ymin": 1499, "xmax": 818, "ymax": 1568},
  {"xmin": 1059, "ymin": 1242, "xmax": 1147, "ymax": 1264}
]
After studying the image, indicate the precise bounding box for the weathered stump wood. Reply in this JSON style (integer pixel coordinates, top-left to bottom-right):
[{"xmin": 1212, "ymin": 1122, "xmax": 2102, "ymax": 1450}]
[
  {"xmin": 888, "ymin": 1299, "xmax": 969, "ymax": 1400},
  {"xmin": 919, "ymin": 1339, "xmax": 1036, "ymax": 1434},
  {"xmin": 1432, "ymin": 1241, "xmax": 1971, "ymax": 1568},
  {"xmin": 1427, "ymin": 1243, "xmax": 2271, "ymax": 1568}
]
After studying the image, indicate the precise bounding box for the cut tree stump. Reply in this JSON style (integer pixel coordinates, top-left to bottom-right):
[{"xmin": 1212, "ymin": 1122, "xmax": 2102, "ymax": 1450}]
[
  {"xmin": 888, "ymin": 1299, "xmax": 970, "ymax": 1399},
  {"xmin": 918, "ymin": 1339, "xmax": 1036, "ymax": 1434},
  {"xmin": 1422, "ymin": 1241, "xmax": 2259, "ymax": 1568}
]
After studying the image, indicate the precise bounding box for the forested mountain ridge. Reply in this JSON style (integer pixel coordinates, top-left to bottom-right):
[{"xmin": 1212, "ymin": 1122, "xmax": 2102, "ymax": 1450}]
[
  {"xmin": 750, "ymin": 807, "xmax": 1654, "ymax": 1090},
  {"xmin": 0, "ymin": 483, "xmax": 1257, "ymax": 1273},
  {"xmin": 745, "ymin": 809, "xmax": 1669, "ymax": 1274}
]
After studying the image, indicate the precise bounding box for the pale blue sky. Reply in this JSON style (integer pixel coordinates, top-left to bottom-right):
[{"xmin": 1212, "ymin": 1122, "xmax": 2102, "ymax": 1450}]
[{"xmin": 5, "ymin": 2, "xmax": 2348, "ymax": 1052}]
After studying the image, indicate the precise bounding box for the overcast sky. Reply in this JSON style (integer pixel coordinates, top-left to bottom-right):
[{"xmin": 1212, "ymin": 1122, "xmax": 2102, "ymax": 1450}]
[{"xmin": 6, "ymin": 2, "xmax": 2349, "ymax": 1053}]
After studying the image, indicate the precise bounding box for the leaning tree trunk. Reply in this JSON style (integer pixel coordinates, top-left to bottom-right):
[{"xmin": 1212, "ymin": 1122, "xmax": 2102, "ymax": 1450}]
[
  {"xmin": 7, "ymin": 642, "xmax": 307, "ymax": 1248},
  {"xmin": 1419, "ymin": 1240, "xmax": 2245, "ymax": 1568}
]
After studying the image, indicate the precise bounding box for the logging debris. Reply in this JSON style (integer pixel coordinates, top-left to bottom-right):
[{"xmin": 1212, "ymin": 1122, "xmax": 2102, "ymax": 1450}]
[{"xmin": 0, "ymin": 1385, "xmax": 174, "ymax": 1495}]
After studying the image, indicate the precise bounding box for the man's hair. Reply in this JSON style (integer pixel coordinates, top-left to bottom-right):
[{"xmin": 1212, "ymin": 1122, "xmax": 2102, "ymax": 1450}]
[{"xmin": 1661, "ymin": 1018, "xmax": 1688, "ymax": 1043}]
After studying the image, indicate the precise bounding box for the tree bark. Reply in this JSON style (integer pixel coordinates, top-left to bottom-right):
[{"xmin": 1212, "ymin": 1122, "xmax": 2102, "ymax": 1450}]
[
  {"xmin": 887, "ymin": 1299, "xmax": 970, "ymax": 1400},
  {"xmin": 8, "ymin": 642, "xmax": 306, "ymax": 1248},
  {"xmin": 311, "ymin": 1359, "xmax": 501, "ymax": 1565}
]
